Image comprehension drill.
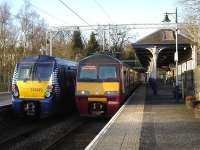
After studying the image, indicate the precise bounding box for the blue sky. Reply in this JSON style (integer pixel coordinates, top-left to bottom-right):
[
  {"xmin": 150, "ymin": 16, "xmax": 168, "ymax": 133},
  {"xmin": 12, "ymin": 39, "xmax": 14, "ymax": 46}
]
[
  {"xmin": 2, "ymin": 0, "xmax": 178, "ymax": 25},
  {"xmin": 0, "ymin": 0, "xmax": 179, "ymax": 40}
]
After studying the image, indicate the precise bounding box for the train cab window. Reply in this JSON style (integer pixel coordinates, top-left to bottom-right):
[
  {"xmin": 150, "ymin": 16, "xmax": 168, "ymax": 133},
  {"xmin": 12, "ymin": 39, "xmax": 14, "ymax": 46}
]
[
  {"xmin": 17, "ymin": 64, "xmax": 33, "ymax": 80},
  {"xmin": 34, "ymin": 63, "xmax": 53, "ymax": 81},
  {"xmin": 99, "ymin": 66, "xmax": 117, "ymax": 80},
  {"xmin": 79, "ymin": 65, "xmax": 97, "ymax": 79}
]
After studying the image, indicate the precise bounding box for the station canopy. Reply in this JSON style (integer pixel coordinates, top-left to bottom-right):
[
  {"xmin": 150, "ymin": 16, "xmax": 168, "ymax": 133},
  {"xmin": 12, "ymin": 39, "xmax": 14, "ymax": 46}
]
[{"xmin": 132, "ymin": 29, "xmax": 193, "ymax": 69}]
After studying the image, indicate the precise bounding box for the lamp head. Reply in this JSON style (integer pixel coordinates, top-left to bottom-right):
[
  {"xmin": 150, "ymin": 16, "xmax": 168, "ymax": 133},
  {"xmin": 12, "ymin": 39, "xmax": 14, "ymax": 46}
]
[{"xmin": 162, "ymin": 13, "xmax": 171, "ymax": 22}]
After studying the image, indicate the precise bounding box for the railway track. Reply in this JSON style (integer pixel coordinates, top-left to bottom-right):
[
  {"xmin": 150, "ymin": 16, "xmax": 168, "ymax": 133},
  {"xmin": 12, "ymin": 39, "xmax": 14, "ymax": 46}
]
[
  {"xmin": 44, "ymin": 117, "xmax": 109, "ymax": 150},
  {"xmin": 0, "ymin": 92, "xmax": 12, "ymax": 116},
  {"xmin": 0, "ymin": 110, "xmax": 108, "ymax": 150},
  {"xmin": 0, "ymin": 104, "xmax": 12, "ymax": 113},
  {"xmin": 0, "ymin": 114, "xmax": 83, "ymax": 150},
  {"xmin": 0, "ymin": 99, "xmax": 108, "ymax": 150},
  {"xmin": 0, "ymin": 89, "xmax": 136, "ymax": 150},
  {"xmin": 0, "ymin": 104, "xmax": 16, "ymax": 135},
  {"xmin": 0, "ymin": 103, "xmax": 82, "ymax": 150},
  {"xmin": 0, "ymin": 116, "xmax": 108, "ymax": 150}
]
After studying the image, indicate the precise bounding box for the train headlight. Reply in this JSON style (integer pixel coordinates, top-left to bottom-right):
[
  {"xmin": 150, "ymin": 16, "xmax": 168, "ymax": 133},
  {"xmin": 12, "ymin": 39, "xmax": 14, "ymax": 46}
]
[
  {"xmin": 76, "ymin": 90, "xmax": 90, "ymax": 96},
  {"xmin": 104, "ymin": 91, "xmax": 119, "ymax": 97},
  {"xmin": 45, "ymin": 90, "xmax": 51, "ymax": 98},
  {"xmin": 12, "ymin": 84, "xmax": 19, "ymax": 97},
  {"xmin": 45, "ymin": 85, "xmax": 53, "ymax": 98}
]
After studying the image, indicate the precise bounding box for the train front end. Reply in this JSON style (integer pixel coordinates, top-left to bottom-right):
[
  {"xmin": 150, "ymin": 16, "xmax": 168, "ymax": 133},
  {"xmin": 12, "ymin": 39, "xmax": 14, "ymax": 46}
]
[
  {"xmin": 75, "ymin": 55, "xmax": 122, "ymax": 117},
  {"xmin": 12, "ymin": 56, "xmax": 55, "ymax": 117}
]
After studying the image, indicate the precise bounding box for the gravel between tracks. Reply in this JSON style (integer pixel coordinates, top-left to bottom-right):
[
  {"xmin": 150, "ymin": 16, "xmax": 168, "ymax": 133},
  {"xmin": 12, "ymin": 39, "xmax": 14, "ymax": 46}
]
[
  {"xmin": 0, "ymin": 114, "xmax": 83, "ymax": 150},
  {"xmin": 47, "ymin": 118, "xmax": 109, "ymax": 150}
]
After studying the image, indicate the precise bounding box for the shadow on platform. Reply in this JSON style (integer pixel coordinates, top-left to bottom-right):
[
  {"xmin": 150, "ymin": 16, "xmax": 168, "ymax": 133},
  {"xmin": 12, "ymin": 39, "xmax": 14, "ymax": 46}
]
[{"xmin": 146, "ymin": 83, "xmax": 183, "ymax": 105}]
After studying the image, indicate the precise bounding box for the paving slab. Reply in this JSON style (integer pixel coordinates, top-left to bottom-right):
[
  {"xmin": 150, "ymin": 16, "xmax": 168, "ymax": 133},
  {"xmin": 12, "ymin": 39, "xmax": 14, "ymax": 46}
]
[
  {"xmin": 139, "ymin": 84, "xmax": 200, "ymax": 150},
  {"xmin": 86, "ymin": 83, "xmax": 200, "ymax": 150},
  {"xmin": 86, "ymin": 86, "xmax": 145, "ymax": 150}
]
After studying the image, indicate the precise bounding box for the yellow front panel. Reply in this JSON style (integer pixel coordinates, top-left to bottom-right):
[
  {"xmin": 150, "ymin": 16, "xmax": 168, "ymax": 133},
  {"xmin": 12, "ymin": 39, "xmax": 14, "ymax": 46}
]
[
  {"xmin": 17, "ymin": 81, "xmax": 49, "ymax": 99},
  {"xmin": 88, "ymin": 98, "xmax": 107, "ymax": 102},
  {"xmin": 77, "ymin": 82, "xmax": 119, "ymax": 95}
]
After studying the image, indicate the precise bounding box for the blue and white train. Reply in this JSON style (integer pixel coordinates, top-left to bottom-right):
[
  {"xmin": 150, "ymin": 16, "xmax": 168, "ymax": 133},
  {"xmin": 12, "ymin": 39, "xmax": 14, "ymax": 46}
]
[{"xmin": 11, "ymin": 55, "xmax": 77, "ymax": 117}]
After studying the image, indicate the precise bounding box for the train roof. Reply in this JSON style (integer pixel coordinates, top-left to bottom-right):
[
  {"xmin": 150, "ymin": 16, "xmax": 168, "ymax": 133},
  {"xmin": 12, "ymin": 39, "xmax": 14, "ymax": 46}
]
[
  {"xmin": 79, "ymin": 54, "xmax": 122, "ymax": 65},
  {"xmin": 18, "ymin": 55, "xmax": 77, "ymax": 67}
]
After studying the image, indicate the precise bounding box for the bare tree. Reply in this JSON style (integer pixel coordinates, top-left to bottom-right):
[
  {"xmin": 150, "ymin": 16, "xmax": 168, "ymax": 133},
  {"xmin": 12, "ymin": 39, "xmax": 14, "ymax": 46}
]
[
  {"xmin": 17, "ymin": 0, "xmax": 47, "ymax": 54},
  {"xmin": 109, "ymin": 26, "xmax": 130, "ymax": 53},
  {"xmin": 0, "ymin": 2, "xmax": 10, "ymax": 57},
  {"xmin": 52, "ymin": 31, "xmax": 73, "ymax": 59},
  {"xmin": 179, "ymin": 0, "xmax": 200, "ymax": 22},
  {"xmin": 0, "ymin": 1, "xmax": 48, "ymax": 91},
  {"xmin": 179, "ymin": 0, "xmax": 200, "ymax": 47},
  {"xmin": 94, "ymin": 25, "xmax": 131, "ymax": 53},
  {"xmin": 0, "ymin": 2, "xmax": 19, "ymax": 91}
]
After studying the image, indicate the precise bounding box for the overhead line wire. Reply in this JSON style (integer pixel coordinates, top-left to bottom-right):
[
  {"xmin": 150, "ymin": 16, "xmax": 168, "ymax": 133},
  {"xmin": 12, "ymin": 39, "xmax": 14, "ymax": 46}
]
[
  {"xmin": 58, "ymin": 0, "xmax": 91, "ymax": 26},
  {"xmin": 93, "ymin": 0, "xmax": 114, "ymax": 24},
  {"xmin": 30, "ymin": 3, "xmax": 70, "ymax": 25}
]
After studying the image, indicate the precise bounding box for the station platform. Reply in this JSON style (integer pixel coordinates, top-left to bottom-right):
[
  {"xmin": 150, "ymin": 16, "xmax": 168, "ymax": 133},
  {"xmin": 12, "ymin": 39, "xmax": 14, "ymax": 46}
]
[
  {"xmin": 0, "ymin": 93, "xmax": 11, "ymax": 106},
  {"xmin": 86, "ymin": 84, "xmax": 200, "ymax": 150},
  {"xmin": 85, "ymin": 85, "xmax": 145, "ymax": 150}
]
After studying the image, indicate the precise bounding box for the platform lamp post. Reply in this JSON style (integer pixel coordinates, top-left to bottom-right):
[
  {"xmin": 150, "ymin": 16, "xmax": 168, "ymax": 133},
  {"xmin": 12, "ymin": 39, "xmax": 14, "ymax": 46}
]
[{"xmin": 163, "ymin": 8, "xmax": 179, "ymax": 100}]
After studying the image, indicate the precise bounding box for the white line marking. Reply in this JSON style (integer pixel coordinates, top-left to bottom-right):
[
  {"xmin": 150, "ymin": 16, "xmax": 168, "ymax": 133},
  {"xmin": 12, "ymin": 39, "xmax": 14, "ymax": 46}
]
[{"xmin": 0, "ymin": 92, "xmax": 10, "ymax": 95}]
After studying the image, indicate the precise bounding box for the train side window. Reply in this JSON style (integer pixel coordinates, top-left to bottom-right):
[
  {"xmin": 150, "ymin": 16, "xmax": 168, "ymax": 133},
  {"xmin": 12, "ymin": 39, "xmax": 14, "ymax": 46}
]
[{"xmin": 123, "ymin": 70, "xmax": 127, "ymax": 87}]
